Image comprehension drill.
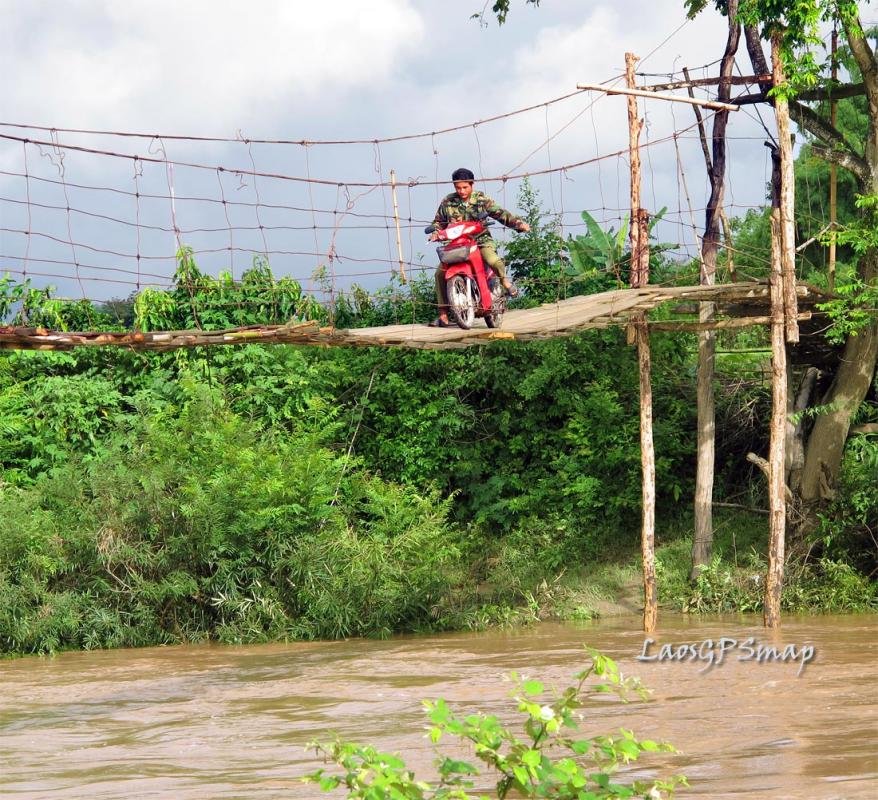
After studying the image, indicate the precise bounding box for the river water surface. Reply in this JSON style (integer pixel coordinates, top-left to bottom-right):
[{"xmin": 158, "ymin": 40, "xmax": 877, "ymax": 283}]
[{"xmin": 1, "ymin": 614, "xmax": 876, "ymax": 799}]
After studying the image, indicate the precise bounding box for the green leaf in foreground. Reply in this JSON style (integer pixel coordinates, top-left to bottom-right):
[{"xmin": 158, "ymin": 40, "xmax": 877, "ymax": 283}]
[{"xmin": 304, "ymin": 649, "xmax": 686, "ymax": 799}]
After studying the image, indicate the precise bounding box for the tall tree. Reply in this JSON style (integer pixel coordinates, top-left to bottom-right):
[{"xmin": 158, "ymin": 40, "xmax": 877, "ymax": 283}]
[
  {"xmin": 490, "ymin": 0, "xmax": 878, "ymax": 534},
  {"xmin": 692, "ymin": 0, "xmax": 741, "ymax": 580},
  {"xmin": 724, "ymin": 1, "xmax": 878, "ymax": 532}
]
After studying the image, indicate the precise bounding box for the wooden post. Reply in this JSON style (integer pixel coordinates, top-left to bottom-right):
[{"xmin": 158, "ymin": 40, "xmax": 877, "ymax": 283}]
[
  {"xmin": 389, "ymin": 169, "xmax": 407, "ymax": 283},
  {"xmin": 626, "ymin": 54, "xmax": 642, "ymax": 298},
  {"xmin": 772, "ymin": 32, "xmax": 799, "ymax": 343},
  {"xmin": 636, "ymin": 312, "xmax": 657, "ymax": 631},
  {"xmin": 626, "ymin": 51, "xmax": 658, "ymax": 634},
  {"xmin": 765, "ymin": 207, "xmax": 788, "ymax": 628},
  {"xmin": 828, "ymin": 27, "xmax": 838, "ymax": 292},
  {"xmin": 763, "ymin": 31, "xmax": 801, "ymax": 626}
]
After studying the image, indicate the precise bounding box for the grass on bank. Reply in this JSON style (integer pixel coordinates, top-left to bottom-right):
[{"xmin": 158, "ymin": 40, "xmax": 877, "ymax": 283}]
[{"xmin": 550, "ymin": 508, "xmax": 878, "ymax": 621}]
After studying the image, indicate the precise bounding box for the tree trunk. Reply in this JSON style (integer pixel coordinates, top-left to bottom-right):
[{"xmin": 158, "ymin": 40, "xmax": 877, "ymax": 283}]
[
  {"xmin": 799, "ymin": 318, "xmax": 878, "ymax": 506},
  {"xmin": 692, "ymin": 318, "xmax": 716, "ymax": 578},
  {"xmin": 691, "ymin": 1, "xmax": 740, "ymax": 580},
  {"xmin": 742, "ymin": 18, "xmax": 878, "ymax": 535},
  {"xmin": 786, "ymin": 367, "xmax": 819, "ymax": 495},
  {"xmin": 793, "ymin": 14, "xmax": 878, "ymax": 528}
]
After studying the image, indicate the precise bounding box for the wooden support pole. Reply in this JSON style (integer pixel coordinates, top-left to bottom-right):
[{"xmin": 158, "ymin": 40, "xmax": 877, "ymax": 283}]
[
  {"xmin": 765, "ymin": 208, "xmax": 788, "ymax": 628},
  {"xmin": 828, "ymin": 27, "xmax": 838, "ymax": 292},
  {"xmin": 389, "ymin": 169, "xmax": 407, "ymax": 283},
  {"xmin": 626, "ymin": 66, "xmax": 643, "ymax": 295},
  {"xmin": 636, "ymin": 313, "xmax": 657, "ymax": 632},
  {"xmin": 626, "ymin": 51, "xmax": 658, "ymax": 634},
  {"xmin": 771, "ymin": 32, "xmax": 800, "ymax": 343}
]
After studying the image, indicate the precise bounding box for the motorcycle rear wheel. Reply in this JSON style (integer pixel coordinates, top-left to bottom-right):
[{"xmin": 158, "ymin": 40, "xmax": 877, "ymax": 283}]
[
  {"xmin": 484, "ymin": 279, "xmax": 506, "ymax": 328},
  {"xmin": 447, "ymin": 275, "xmax": 475, "ymax": 329}
]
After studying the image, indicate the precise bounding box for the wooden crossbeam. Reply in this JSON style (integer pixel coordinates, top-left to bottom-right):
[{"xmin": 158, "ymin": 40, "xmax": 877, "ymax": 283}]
[
  {"xmin": 640, "ymin": 74, "xmax": 771, "ymax": 92},
  {"xmin": 577, "ymin": 82, "xmax": 741, "ymax": 112}
]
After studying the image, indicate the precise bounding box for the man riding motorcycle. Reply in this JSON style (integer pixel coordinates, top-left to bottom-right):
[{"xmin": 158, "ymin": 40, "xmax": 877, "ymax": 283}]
[{"xmin": 428, "ymin": 167, "xmax": 530, "ymax": 327}]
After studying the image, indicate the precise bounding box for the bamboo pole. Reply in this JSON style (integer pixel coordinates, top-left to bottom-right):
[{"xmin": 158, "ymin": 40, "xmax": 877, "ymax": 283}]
[
  {"xmin": 625, "ymin": 52, "xmax": 658, "ymax": 634},
  {"xmin": 389, "ymin": 169, "xmax": 407, "ymax": 283},
  {"xmin": 828, "ymin": 27, "xmax": 838, "ymax": 292},
  {"xmin": 577, "ymin": 82, "xmax": 741, "ymax": 112},
  {"xmin": 771, "ymin": 32, "xmax": 800, "ymax": 343}
]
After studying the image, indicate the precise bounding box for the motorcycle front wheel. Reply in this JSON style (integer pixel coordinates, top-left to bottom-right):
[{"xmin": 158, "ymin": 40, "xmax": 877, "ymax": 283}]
[{"xmin": 447, "ymin": 274, "xmax": 476, "ymax": 329}]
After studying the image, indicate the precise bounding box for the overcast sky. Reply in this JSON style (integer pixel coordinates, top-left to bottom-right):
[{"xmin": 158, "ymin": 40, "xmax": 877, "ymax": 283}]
[{"xmin": 0, "ymin": 0, "xmax": 803, "ymax": 304}]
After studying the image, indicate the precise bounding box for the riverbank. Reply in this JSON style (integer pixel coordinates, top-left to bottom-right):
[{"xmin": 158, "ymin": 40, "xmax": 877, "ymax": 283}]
[
  {"xmin": 542, "ymin": 508, "xmax": 878, "ymax": 624},
  {"xmin": 3, "ymin": 489, "xmax": 874, "ymax": 658}
]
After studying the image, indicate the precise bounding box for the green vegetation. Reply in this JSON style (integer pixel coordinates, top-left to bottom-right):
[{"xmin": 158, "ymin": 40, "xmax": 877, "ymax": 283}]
[
  {"xmin": 306, "ymin": 651, "xmax": 686, "ymax": 799},
  {"xmin": 0, "ymin": 387, "xmax": 466, "ymax": 651},
  {"xmin": 1, "ymin": 160, "xmax": 876, "ymax": 655},
  {"xmin": 0, "ymin": 256, "xmax": 698, "ymax": 653},
  {"xmin": 539, "ymin": 506, "xmax": 878, "ymax": 623}
]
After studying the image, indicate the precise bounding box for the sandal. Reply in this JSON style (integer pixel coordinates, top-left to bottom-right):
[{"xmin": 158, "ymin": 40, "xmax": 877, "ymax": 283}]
[{"xmin": 428, "ymin": 317, "xmax": 452, "ymax": 328}]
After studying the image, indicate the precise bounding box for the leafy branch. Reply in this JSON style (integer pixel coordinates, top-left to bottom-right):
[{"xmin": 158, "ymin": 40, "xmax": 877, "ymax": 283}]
[{"xmin": 305, "ymin": 650, "xmax": 686, "ymax": 799}]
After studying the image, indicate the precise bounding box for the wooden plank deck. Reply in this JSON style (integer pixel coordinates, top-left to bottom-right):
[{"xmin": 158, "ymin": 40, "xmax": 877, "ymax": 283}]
[{"xmin": 0, "ymin": 282, "xmax": 823, "ymax": 352}]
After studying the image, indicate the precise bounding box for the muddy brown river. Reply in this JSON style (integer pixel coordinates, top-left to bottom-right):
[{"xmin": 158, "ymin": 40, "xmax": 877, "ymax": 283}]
[{"xmin": 1, "ymin": 614, "xmax": 876, "ymax": 799}]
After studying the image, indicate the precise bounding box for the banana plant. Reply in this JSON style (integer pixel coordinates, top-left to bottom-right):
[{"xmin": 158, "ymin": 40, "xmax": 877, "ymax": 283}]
[{"xmin": 566, "ymin": 208, "xmax": 672, "ymax": 289}]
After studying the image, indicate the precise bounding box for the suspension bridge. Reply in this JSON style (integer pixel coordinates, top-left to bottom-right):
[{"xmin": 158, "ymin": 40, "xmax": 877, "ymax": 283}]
[
  {"xmin": 0, "ymin": 281, "xmax": 824, "ymax": 351},
  {"xmin": 0, "ymin": 50, "xmax": 804, "ymax": 359}
]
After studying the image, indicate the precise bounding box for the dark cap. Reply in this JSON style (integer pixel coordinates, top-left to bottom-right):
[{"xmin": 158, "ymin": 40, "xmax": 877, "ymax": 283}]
[{"xmin": 451, "ymin": 167, "xmax": 475, "ymax": 182}]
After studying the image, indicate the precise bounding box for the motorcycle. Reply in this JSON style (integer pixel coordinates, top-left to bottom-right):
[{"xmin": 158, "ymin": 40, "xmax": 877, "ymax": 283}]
[{"xmin": 425, "ymin": 215, "xmax": 507, "ymax": 329}]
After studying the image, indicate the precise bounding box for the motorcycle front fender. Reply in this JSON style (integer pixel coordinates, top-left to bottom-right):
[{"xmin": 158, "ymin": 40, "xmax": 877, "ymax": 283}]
[{"xmin": 442, "ymin": 262, "xmax": 474, "ymax": 280}]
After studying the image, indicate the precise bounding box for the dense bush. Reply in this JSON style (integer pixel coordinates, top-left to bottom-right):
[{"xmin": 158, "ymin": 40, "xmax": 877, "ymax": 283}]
[
  {"xmin": 817, "ymin": 429, "xmax": 878, "ymax": 577},
  {"xmin": 0, "ymin": 387, "xmax": 465, "ymax": 653},
  {"xmin": 0, "ymin": 312, "xmax": 702, "ymax": 655}
]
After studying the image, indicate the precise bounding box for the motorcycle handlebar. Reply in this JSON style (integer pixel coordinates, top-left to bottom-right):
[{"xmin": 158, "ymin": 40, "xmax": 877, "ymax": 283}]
[{"xmin": 425, "ymin": 217, "xmax": 499, "ymax": 237}]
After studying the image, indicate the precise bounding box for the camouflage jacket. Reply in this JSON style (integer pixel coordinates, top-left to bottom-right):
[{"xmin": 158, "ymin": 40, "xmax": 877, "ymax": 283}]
[{"xmin": 432, "ymin": 190, "xmax": 523, "ymax": 243}]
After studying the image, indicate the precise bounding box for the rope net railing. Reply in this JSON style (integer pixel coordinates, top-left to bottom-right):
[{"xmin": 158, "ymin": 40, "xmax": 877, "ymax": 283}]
[{"xmin": 0, "ymin": 60, "xmax": 797, "ymax": 339}]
